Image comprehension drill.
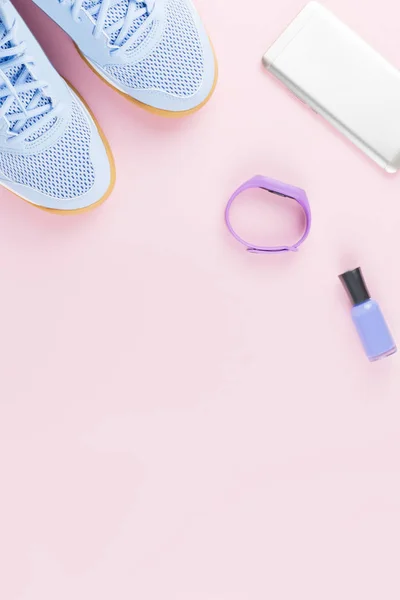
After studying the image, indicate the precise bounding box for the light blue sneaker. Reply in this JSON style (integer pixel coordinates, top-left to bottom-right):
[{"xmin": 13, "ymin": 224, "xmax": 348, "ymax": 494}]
[
  {"xmin": 0, "ymin": 0, "xmax": 114, "ymax": 213},
  {"xmin": 33, "ymin": 0, "xmax": 218, "ymax": 116}
]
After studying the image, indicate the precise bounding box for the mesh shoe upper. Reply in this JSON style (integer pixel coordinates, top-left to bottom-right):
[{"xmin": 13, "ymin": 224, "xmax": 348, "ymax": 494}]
[
  {"xmin": 32, "ymin": 0, "xmax": 216, "ymax": 112},
  {"xmin": 0, "ymin": 101, "xmax": 95, "ymax": 199},
  {"xmin": 83, "ymin": 0, "xmax": 151, "ymax": 47},
  {"xmin": 0, "ymin": 10, "xmax": 96, "ymax": 199},
  {"xmin": 0, "ymin": 23, "xmax": 56, "ymax": 140},
  {"xmin": 0, "ymin": 1, "xmax": 113, "ymax": 210},
  {"xmin": 2, "ymin": 64, "xmax": 57, "ymax": 142},
  {"xmin": 103, "ymin": 0, "xmax": 204, "ymax": 97}
]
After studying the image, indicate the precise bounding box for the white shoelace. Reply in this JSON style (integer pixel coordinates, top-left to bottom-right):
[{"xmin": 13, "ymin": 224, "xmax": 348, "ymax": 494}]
[
  {"xmin": 0, "ymin": 21, "xmax": 60, "ymax": 143},
  {"xmin": 63, "ymin": 0, "xmax": 156, "ymax": 52}
]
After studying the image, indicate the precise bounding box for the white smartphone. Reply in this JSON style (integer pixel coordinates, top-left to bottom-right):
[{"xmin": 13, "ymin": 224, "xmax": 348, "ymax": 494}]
[{"xmin": 263, "ymin": 2, "xmax": 400, "ymax": 173}]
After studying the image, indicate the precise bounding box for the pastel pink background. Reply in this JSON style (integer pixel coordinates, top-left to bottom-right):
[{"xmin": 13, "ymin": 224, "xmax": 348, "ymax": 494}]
[{"xmin": 1, "ymin": 0, "xmax": 400, "ymax": 597}]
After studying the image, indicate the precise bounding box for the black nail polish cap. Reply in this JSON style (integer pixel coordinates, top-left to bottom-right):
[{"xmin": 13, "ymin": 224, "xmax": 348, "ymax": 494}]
[{"xmin": 339, "ymin": 267, "xmax": 371, "ymax": 306}]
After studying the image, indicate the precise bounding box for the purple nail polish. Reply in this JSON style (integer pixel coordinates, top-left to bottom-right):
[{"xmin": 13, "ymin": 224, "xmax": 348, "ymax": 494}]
[{"xmin": 339, "ymin": 267, "xmax": 397, "ymax": 362}]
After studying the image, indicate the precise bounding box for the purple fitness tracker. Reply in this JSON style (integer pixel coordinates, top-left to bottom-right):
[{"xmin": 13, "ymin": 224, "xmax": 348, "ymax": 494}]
[{"xmin": 225, "ymin": 175, "xmax": 311, "ymax": 253}]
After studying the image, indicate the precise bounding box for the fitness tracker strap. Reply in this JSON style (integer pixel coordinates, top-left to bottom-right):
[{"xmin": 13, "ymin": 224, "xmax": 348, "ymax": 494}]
[{"xmin": 225, "ymin": 175, "xmax": 311, "ymax": 253}]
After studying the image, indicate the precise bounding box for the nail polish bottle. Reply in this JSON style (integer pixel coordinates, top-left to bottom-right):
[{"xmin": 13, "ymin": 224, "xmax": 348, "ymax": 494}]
[{"xmin": 339, "ymin": 267, "xmax": 397, "ymax": 362}]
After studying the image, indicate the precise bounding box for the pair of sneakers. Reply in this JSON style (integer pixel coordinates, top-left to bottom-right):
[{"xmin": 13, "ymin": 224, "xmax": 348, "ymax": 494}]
[{"xmin": 0, "ymin": 0, "xmax": 217, "ymax": 213}]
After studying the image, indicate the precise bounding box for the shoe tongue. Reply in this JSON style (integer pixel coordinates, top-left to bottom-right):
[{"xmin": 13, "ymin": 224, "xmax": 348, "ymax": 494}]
[
  {"xmin": 83, "ymin": 0, "xmax": 149, "ymax": 45},
  {"xmin": 0, "ymin": 19, "xmax": 54, "ymax": 140}
]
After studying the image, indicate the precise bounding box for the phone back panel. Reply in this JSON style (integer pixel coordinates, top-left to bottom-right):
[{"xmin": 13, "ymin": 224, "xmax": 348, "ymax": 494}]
[{"xmin": 263, "ymin": 2, "xmax": 400, "ymax": 172}]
